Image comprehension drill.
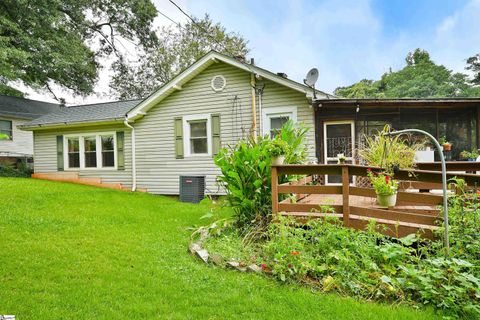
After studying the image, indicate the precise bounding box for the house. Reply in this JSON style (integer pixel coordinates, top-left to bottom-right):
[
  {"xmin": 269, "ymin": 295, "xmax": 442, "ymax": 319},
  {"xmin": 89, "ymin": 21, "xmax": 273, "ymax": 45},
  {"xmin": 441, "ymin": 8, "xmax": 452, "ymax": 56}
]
[
  {"xmin": 19, "ymin": 51, "xmax": 330, "ymax": 193},
  {"xmin": 0, "ymin": 95, "xmax": 59, "ymax": 166},
  {"xmin": 313, "ymin": 98, "xmax": 480, "ymax": 183}
]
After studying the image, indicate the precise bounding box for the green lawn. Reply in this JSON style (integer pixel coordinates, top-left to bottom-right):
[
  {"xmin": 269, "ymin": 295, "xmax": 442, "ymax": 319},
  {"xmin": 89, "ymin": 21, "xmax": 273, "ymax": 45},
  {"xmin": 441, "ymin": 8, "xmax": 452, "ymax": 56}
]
[{"xmin": 0, "ymin": 178, "xmax": 441, "ymax": 319}]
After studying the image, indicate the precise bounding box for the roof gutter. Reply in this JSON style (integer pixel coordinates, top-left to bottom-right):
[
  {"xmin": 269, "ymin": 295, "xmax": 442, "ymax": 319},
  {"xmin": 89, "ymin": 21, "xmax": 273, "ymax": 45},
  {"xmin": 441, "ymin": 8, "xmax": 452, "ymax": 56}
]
[
  {"xmin": 124, "ymin": 116, "xmax": 137, "ymax": 192},
  {"xmin": 18, "ymin": 118, "xmax": 124, "ymax": 131}
]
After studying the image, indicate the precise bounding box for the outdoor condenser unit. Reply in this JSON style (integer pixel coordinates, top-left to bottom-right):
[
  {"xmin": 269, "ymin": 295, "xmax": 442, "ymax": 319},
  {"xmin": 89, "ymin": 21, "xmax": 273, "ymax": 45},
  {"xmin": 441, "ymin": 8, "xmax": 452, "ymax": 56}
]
[{"xmin": 179, "ymin": 175, "xmax": 206, "ymax": 203}]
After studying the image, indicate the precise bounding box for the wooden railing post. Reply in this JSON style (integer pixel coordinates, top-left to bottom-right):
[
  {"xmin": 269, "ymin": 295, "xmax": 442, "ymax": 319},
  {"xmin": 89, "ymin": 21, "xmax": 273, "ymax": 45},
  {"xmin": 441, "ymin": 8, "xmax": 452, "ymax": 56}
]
[
  {"xmin": 272, "ymin": 165, "xmax": 279, "ymax": 214},
  {"xmin": 342, "ymin": 165, "xmax": 350, "ymax": 226}
]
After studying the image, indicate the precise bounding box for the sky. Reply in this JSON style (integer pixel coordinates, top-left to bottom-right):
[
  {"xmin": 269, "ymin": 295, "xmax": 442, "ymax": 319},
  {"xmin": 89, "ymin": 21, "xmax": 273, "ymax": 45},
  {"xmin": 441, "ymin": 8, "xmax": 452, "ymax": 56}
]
[{"xmin": 22, "ymin": 0, "xmax": 480, "ymax": 104}]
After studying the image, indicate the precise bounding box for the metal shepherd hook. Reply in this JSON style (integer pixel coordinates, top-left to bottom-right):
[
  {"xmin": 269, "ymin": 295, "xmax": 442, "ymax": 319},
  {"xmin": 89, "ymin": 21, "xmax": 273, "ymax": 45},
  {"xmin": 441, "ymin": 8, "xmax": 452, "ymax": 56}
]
[{"xmin": 382, "ymin": 129, "xmax": 449, "ymax": 255}]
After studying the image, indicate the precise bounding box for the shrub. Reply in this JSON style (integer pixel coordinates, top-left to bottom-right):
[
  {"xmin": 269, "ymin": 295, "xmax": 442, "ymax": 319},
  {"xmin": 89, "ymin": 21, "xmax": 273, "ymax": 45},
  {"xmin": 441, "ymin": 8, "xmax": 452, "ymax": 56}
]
[
  {"xmin": 214, "ymin": 121, "xmax": 309, "ymax": 229},
  {"xmin": 0, "ymin": 164, "xmax": 32, "ymax": 177}
]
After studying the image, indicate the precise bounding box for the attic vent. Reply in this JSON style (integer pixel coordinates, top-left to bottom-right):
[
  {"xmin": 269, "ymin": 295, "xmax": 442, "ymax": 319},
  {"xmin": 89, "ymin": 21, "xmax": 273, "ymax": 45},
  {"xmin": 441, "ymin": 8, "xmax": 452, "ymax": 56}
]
[{"xmin": 211, "ymin": 75, "xmax": 226, "ymax": 92}]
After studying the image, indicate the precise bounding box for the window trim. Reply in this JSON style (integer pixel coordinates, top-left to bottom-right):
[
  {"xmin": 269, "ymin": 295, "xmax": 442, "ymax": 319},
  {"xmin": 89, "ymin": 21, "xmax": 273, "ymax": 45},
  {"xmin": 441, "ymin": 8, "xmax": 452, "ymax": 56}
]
[
  {"xmin": 63, "ymin": 132, "xmax": 117, "ymax": 170},
  {"xmin": 183, "ymin": 114, "xmax": 211, "ymax": 157},
  {"xmin": 0, "ymin": 119, "xmax": 13, "ymax": 140},
  {"xmin": 261, "ymin": 106, "xmax": 297, "ymax": 137}
]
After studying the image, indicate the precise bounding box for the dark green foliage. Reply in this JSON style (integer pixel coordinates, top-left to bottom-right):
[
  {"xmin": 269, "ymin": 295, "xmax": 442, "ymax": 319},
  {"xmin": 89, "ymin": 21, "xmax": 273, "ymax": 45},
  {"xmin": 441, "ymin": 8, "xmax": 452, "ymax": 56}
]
[
  {"xmin": 214, "ymin": 121, "xmax": 309, "ymax": 228},
  {"xmin": 0, "ymin": 0, "xmax": 157, "ymax": 99},
  {"xmin": 335, "ymin": 48, "xmax": 480, "ymax": 98},
  {"xmin": 205, "ymin": 189, "xmax": 480, "ymax": 318},
  {"xmin": 111, "ymin": 14, "xmax": 249, "ymax": 99},
  {"xmin": 0, "ymin": 164, "xmax": 32, "ymax": 177},
  {"xmin": 466, "ymin": 54, "xmax": 480, "ymax": 85}
]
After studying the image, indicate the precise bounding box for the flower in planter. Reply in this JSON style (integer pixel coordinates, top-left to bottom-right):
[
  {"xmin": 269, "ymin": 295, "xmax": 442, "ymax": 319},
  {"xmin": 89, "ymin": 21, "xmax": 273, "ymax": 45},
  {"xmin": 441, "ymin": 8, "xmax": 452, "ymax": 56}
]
[{"xmin": 368, "ymin": 171, "xmax": 398, "ymax": 196}]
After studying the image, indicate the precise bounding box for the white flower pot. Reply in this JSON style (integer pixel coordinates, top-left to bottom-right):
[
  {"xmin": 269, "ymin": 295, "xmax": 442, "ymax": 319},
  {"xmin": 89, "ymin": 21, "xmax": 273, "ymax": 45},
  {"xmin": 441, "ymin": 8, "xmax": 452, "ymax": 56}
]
[
  {"xmin": 376, "ymin": 193, "xmax": 397, "ymax": 208},
  {"xmin": 272, "ymin": 155, "xmax": 285, "ymax": 166}
]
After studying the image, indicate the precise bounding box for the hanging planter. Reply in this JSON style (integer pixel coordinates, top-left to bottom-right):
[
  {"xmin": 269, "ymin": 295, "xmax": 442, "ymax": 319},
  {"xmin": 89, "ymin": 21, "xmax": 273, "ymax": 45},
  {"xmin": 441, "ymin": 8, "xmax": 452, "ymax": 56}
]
[{"xmin": 367, "ymin": 169, "xmax": 399, "ymax": 208}]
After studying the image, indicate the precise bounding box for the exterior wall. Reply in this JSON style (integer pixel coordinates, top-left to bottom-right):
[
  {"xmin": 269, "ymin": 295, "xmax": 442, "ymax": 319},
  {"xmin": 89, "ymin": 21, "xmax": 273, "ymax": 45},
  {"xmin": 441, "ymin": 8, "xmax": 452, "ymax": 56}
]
[
  {"xmin": 33, "ymin": 124, "xmax": 133, "ymax": 188},
  {"xmin": 134, "ymin": 62, "xmax": 315, "ymax": 195},
  {"xmin": 0, "ymin": 117, "xmax": 34, "ymax": 157}
]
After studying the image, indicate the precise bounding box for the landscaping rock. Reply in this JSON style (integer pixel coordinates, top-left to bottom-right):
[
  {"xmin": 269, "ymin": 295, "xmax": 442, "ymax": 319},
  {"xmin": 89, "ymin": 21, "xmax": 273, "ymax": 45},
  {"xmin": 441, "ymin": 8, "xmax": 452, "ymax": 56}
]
[
  {"xmin": 210, "ymin": 254, "xmax": 224, "ymax": 266},
  {"xmin": 227, "ymin": 261, "xmax": 240, "ymax": 269},
  {"xmin": 188, "ymin": 242, "xmax": 202, "ymax": 255},
  {"xmin": 247, "ymin": 264, "xmax": 262, "ymax": 273},
  {"xmin": 195, "ymin": 249, "xmax": 209, "ymax": 264}
]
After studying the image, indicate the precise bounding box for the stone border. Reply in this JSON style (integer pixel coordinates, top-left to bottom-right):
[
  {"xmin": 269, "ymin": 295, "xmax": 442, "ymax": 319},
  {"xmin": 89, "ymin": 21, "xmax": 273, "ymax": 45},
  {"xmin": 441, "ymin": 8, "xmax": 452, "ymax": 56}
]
[{"xmin": 188, "ymin": 224, "xmax": 262, "ymax": 274}]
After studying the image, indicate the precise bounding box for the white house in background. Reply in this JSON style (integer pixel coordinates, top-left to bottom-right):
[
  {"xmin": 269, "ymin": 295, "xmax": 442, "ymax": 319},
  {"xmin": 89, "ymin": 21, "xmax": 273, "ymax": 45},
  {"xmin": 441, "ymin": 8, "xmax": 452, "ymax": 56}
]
[
  {"xmin": 0, "ymin": 95, "xmax": 59, "ymax": 165},
  {"xmin": 19, "ymin": 51, "xmax": 331, "ymax": 193}
]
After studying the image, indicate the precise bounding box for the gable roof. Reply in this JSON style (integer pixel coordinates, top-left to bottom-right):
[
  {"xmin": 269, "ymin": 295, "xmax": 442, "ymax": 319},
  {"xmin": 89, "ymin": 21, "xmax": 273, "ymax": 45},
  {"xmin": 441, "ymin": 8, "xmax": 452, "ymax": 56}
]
[
  {"xmin": 0, "ymin": 95, "xmax": 60, "ymax": 120},
  {"xmin": 20, "ymin": 99, "xmax": 141, "ymax": 130},
  {"xmin": 126, "ymin": 50, "xmax": 333, "ymax": 121}
]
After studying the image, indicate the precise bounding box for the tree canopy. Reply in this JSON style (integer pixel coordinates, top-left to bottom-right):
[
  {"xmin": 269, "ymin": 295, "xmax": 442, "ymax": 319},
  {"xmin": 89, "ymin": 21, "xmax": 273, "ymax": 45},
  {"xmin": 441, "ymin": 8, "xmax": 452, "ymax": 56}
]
[
  {"xmin": 0, "ymin": 0, "xmax": 158, "ymax": 100},
  {"xmin": 335, "ymin": 49, "xmax": 480, "ymax": 98},
  {"xmin": 110, "ymin": 14, "xmax": 249, "ymax": 100}
]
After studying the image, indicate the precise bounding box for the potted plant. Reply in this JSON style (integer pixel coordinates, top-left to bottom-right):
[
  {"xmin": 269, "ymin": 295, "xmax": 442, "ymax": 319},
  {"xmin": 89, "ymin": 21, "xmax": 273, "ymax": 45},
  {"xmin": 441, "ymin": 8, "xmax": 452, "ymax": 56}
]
[
  {"xmin": 267, "ymin": 139, "xmax": 290, "ymax": 166},
  {"xmin": 439, "ymin": 136, "xmax": 452, "ymax": 151},
  {"xmin": 460, "ymin": 150, "xmax": 479, "ymax": 161},
  {"xmin": 337, "ymin": 153, "xmax": 346, "ymax": 164},
  {"xmin": 367, "ymin": 169, "xmax": 399, "ymax": 208}
]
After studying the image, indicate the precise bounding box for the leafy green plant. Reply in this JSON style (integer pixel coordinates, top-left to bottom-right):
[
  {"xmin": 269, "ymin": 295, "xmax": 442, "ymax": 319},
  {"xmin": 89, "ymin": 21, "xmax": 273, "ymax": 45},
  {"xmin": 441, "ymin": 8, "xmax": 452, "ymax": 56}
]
[
  {"xmin": 265, "ymin": 139, "xmax": 290, "ymax": 157},
  {"xmin": 368, "ymin": 170, "xmax": 398, "ymax": 195},
  {"xmin": 359, "ymin": 125, "xmax": 419, "ymax": 174},
  {"xmin": 460, "ymin": 150, "xmax": 479, "ymax": 160},
  {"xmin": 439, "ymin": 136, "xmax": 447, "ymax": 145},
  {"xmin": 215, "ymin": 121, "xmax": 309, "ymax": 229},
  {"xmin": 0, "ymin": 133, "xmax": 9, "ymax": 140}
]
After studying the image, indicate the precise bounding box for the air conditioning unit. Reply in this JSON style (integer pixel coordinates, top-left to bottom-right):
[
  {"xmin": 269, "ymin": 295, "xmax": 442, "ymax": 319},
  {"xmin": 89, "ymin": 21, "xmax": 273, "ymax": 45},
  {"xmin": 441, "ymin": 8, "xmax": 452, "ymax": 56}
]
[{"xmin": 179, "ymin": 175, "xmax": 206, "ymax": 203}]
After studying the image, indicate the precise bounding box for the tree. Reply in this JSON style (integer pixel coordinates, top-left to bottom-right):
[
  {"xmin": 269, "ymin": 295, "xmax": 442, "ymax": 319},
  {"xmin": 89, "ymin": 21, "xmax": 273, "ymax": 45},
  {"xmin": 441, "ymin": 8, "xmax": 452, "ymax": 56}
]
[
  {"xmin": 466, "ymin": 54, "xmax": 480, "ymax": 85},
  {"xmin": 335, "ymin": 48, "xmax": 480, "ymax": 98},
  {"xmin": 0, "ymin": 0, "xmax": 157, "ymax": 100},
  {"xmin": 110, "ymin": 14, "xmax": 249, "ymax": 100}
]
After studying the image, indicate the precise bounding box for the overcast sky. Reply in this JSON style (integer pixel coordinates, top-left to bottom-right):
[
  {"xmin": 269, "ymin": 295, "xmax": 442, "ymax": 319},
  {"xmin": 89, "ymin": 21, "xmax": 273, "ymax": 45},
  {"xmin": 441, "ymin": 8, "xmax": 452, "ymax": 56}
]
[{"xmin": 23, "ymin": 0, "xmax": 480, "ymax": 104}]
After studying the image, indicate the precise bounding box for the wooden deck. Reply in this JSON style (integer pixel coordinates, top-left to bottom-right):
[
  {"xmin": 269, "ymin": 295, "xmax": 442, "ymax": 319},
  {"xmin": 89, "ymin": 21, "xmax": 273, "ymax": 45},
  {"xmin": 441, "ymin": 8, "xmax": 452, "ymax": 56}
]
[{"xmin": 271, "ymin": 163, "xmax": 480, "ymax": 240}]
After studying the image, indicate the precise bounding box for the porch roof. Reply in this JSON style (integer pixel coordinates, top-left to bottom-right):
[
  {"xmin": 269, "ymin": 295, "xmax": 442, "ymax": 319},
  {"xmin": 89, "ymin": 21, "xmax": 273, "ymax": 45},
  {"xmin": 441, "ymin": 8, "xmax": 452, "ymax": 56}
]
[{"xmin": 314, "ymin": 98, "xmax": 480, "ymax": 109}]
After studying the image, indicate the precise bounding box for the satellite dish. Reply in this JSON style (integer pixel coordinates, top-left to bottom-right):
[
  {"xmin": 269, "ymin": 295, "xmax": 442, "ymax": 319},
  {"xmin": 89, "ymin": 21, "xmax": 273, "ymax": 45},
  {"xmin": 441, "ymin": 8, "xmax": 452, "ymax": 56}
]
[{"xmin": 304, "ymin": 68, "xmax": 319, "ymax": 87}]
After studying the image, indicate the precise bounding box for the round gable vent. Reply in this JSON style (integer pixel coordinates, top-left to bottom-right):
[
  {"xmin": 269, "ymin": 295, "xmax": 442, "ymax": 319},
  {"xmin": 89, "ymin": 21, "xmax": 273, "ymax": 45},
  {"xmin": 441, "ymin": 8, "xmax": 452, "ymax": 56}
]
[{"xmin": 211, "ymin": 75, "xmax": 226, "ymax": 92}]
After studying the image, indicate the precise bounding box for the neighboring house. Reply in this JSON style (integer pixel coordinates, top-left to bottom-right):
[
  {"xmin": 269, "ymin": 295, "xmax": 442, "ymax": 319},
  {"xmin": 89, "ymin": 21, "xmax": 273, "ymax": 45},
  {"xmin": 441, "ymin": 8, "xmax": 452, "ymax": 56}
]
[
  {"xmin": 0, "ymin": 95, "xmax": 59, "ymax": 166},
  {"xmin": 20, "ymin": 51, "xmax": 330, "ymax": 193}
]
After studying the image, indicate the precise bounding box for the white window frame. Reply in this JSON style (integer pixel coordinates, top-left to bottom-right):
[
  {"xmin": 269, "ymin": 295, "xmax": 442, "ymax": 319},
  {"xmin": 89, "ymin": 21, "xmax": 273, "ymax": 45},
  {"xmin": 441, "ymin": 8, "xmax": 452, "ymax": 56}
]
[
  {"xmin": 63, "ymin": 132, "xmax": 117, "ymax": 170},
  {"xmin": 0, "ymin": 119, "xmax": 13, "ymax": 140},
  {"xmin": 261, "ymin": 106, "xmax": 297, "ymax": 137},
  {"xmin": 183, "ymin": 114, "xmax": 211, "ymax": 157}
]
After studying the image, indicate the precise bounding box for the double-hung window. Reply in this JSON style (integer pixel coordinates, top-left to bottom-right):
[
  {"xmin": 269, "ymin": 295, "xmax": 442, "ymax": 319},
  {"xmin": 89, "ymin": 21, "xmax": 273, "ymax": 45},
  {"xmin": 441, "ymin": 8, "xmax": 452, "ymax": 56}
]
[
  {"xmin": 64, "ymin": 133, "xmax": 116, "ymax": 169},
  {"xmin": 67, "ymin": 137, "xmax": 80, "ymax": 168},
  {"xmin": 0, "ymin": 120, "xmax": 13, "ymax": 140},
  {"xmin": 262, "ymin": 106, "xmax": 297, "ymax": 138},
  {"xmin": 183, "ymin": 115, "xmax": 211, "ymax": 156}
]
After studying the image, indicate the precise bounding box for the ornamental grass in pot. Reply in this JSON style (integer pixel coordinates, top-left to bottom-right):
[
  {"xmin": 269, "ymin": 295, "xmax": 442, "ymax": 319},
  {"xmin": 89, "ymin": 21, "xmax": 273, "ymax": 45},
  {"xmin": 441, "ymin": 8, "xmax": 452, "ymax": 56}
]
[{"xmin": 368, "ymin": 169, "xmax": 399, "ymax": 208}]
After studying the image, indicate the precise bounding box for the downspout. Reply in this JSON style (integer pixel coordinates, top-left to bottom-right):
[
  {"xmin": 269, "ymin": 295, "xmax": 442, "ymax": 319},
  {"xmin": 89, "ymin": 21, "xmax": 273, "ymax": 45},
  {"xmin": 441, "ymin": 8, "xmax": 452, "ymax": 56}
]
[
  {"xmin": 250, "ymin": 72, "xmax": 258, "ymax": 139},
  {"xmin": 124, "ymin": 116, "xmax": 137, "ymax": 191}
]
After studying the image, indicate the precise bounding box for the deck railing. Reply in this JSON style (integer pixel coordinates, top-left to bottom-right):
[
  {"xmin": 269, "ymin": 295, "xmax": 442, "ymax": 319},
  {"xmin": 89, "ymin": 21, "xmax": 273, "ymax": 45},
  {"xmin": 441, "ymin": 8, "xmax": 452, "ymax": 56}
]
[{"xmin": 271, "ymin": 163, "xmax": 480, "ymax": 239}]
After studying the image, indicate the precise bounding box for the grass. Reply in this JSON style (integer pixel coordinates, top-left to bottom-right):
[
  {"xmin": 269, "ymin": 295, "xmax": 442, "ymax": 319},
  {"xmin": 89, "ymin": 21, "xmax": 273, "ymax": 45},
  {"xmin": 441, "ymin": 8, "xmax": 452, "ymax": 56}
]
[{"xmin": 0, "ymin": 178, "xmax": 442, "ymax": 319}]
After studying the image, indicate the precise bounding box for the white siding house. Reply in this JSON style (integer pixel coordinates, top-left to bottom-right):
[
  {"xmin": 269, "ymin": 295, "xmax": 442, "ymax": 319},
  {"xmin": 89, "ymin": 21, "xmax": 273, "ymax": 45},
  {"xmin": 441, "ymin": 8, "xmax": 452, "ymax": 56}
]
[{"xmin": 20, "ymin": 51, "xmax": 331, "ymax": 194}]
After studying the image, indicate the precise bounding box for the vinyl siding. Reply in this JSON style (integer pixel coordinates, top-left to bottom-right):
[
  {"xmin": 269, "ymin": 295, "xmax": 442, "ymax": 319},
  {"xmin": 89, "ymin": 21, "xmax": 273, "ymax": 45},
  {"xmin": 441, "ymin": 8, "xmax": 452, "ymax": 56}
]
[
  {"xmin": 0, "ymin": 117, "xmax": 34, "ymax": 156},
  {"xmin": 134, "ymin": 62, "xmax": 315, "ymax": 195},
  {"xmin": 33, "ymin": 124, "xmax": 133, "ymax": 188}
]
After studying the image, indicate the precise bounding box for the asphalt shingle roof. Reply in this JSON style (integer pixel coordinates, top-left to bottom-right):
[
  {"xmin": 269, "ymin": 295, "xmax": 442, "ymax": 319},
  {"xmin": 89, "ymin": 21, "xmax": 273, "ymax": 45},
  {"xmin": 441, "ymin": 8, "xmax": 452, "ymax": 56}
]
[
  {"xmin": 23, "ymin": 99, "xmax": 142, "ymax": 127},
  {"xmin": 0, "ymin": 95, "xmax": 60, "ymax": 119}
]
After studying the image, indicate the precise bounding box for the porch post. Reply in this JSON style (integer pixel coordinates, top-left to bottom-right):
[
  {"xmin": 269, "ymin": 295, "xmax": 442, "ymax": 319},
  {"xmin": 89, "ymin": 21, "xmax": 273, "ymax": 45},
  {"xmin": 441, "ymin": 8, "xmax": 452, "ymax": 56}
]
[
  {"xmin": 272, "ymin": 165, "xmax": 279, "ymax": 214},
  {"xmin": 342, "ymin": 165, "xmax": 350, "ymax": 226}
]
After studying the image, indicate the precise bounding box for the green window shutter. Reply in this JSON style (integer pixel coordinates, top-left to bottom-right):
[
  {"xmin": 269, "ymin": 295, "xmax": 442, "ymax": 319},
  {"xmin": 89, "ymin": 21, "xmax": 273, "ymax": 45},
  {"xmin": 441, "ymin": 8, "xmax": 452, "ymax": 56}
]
[
  {"xmin": 211, "ymin": 114, "xmax": 221, "ymax": 156},
  {"xmin": 56, "ymin": 135, "xmax": 64, "ymax": 171},
  {"xmin": 174, "ymin": 117, "xmax": 184, "ymax": 159},
  {"xmin": 116, "ymin": 131, "xmax": 125, "ymax": 170}
]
